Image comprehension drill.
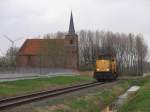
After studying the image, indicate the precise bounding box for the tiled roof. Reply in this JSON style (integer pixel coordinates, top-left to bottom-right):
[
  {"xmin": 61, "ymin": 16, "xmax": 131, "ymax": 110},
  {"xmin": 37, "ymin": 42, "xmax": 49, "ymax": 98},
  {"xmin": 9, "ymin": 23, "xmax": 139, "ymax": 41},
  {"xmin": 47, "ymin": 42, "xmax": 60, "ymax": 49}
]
[{"xmin": 18, "ymin": 39, "xmax": 65, "ymax": 56}]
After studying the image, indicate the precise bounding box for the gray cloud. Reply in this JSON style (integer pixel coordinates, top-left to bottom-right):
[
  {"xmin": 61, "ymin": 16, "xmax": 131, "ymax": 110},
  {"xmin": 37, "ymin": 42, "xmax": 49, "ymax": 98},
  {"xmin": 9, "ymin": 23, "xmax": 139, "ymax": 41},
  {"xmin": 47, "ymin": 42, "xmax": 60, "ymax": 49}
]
[{"xmin": 0, "ymin": 0, "xmax": 150, "ymax": 55}]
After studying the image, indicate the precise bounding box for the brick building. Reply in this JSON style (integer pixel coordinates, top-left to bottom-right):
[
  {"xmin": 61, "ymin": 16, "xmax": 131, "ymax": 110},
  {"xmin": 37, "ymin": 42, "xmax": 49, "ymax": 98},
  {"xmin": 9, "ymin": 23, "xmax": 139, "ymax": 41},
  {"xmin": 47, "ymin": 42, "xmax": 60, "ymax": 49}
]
[{"xmin": 16, "ymin": 12, "xmax": 79, "ymax": 69}]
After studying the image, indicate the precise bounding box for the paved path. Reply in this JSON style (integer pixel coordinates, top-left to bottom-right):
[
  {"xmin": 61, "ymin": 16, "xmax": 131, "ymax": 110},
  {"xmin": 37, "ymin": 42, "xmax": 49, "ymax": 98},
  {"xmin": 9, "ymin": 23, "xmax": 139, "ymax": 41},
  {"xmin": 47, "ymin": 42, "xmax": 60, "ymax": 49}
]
[
  {"xmin": 143, "ymin": 73, "xmax": 150, "ymax": 77},
  {"xmin": 0, "ymin": 69, "xmax": 78, "ymax": 82},
  {"xmin": 0, "ymin": 74, "xmax": 79, "ymax": 82}
]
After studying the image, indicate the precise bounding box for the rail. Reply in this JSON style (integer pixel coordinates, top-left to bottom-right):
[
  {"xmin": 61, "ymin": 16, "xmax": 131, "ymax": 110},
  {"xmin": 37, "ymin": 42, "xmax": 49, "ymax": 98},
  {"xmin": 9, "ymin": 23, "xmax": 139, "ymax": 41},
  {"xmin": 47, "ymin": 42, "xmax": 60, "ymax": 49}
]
[{"xmin": 0, "ymin": 81, "xmax": 103, "ymax": 110}]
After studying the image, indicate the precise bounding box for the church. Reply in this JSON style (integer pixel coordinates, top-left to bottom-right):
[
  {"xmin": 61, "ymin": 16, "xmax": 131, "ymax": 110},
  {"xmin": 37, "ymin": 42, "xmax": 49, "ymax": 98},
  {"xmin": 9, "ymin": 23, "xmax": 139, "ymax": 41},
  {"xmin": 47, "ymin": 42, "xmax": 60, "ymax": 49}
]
[{"xmin": 16, "ymin": 12, "xmax": 79, "ymax": 69}]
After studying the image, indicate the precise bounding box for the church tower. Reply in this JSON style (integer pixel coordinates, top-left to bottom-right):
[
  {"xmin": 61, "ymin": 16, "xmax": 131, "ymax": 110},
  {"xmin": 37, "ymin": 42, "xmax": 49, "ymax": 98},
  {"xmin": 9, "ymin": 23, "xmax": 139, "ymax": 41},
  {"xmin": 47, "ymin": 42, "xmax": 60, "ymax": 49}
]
[
  {"xmin": 65, "ymin": 12, "xmax": 79, "ymax": 69},
  {"xmin": 68, "ymin": 12, "xmax": 76, "ymax": 35}
]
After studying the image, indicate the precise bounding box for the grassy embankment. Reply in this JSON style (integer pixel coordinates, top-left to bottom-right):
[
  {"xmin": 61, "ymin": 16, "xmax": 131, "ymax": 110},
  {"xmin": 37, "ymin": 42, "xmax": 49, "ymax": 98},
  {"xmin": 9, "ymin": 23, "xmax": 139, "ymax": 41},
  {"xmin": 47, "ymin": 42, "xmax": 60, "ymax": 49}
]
[
  {"xmin": 119, "ymin": 76, "xmax": 150, "ymax": 112},
  {"xmin": 0, "ymin": 75, "xmax": 93, "ymax": 98},
  {"xmin": 37, "ymin": 80, "xmax": 132, "ymax": 112}
]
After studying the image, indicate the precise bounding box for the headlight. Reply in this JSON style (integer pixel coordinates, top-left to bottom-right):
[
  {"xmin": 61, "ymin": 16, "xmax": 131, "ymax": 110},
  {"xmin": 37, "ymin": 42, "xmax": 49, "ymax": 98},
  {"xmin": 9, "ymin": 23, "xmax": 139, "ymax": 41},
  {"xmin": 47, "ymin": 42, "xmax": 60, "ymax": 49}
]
[
  {"xmin": 96, "ymin": 68, "xmax": 100, "ymax": 71},
  {"xmin": 106, "ymin": 68, "xmax": 109, "ymax": 71}
]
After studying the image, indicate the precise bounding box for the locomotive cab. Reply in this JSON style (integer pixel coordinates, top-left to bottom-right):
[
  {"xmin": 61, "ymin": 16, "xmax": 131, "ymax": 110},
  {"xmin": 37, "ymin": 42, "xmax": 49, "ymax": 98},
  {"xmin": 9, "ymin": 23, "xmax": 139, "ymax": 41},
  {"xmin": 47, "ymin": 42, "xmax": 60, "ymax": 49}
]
[{"xmin": 94, "ymin": 54, "xmax": 117, "ymax": 81}]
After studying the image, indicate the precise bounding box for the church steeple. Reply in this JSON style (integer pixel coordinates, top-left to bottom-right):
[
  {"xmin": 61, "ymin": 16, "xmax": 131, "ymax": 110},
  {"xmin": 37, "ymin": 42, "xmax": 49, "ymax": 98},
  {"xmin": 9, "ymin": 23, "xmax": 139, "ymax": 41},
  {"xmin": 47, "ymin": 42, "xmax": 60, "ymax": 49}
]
[{"xmin": 68, "ymin": 11, "xmax": 75, "ymax": 35}]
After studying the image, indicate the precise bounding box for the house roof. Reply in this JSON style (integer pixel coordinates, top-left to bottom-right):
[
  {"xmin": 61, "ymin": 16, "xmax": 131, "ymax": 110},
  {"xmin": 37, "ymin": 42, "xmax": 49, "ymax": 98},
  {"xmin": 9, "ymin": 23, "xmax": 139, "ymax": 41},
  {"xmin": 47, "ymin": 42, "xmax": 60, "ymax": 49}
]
[{"xmin": 18, "ymin": 39, "xmax": 65, "ymax": 56}]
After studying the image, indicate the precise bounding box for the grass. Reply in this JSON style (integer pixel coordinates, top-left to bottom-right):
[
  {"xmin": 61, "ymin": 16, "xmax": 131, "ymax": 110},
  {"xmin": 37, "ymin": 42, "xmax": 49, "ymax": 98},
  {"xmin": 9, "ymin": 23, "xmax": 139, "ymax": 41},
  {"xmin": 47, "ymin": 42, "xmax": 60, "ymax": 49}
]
[
  {"xmin": 119, "ymin": 76, "xmax": 150, "ymax": 112},
  {"xmin": 0, "ymin": 75, "xmax": 93, "ymax": 97},
  {"xmin": 47, "ymin": 80, "xmax": 132, "ymax": 112}
]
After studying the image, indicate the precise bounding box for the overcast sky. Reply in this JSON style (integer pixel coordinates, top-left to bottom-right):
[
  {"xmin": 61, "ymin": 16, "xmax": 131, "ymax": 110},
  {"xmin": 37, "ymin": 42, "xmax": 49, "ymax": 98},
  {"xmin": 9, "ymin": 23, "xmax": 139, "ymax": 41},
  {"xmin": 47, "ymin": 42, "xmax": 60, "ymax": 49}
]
[{"xmin": 0, "ymin": 0, "xmax": 150, "ymax": 55}]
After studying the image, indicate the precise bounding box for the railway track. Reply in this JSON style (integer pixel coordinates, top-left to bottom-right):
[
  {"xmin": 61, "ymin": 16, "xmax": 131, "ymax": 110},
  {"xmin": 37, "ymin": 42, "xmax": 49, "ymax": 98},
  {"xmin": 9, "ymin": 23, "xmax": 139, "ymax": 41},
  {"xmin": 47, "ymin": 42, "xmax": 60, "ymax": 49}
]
[{"xmin": 0, "ymin": 81, "xmax": 103, "ymax": 110}]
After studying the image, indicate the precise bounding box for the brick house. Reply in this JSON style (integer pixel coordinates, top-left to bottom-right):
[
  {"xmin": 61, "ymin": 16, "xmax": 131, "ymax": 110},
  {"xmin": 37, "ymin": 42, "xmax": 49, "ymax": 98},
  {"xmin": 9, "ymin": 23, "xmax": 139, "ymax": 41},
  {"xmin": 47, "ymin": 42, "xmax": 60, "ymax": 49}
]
[{"xmin": 16, "ymin": 12, "xmax": 79, "ymax": 69}]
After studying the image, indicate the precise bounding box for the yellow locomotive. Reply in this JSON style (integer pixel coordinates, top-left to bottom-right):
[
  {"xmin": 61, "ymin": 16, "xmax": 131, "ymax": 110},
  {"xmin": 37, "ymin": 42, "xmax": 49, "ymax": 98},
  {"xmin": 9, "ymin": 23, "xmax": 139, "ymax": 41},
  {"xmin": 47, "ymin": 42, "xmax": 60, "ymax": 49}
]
[{"xmin": 94, "ymin": 53, "xmax": 118, "ymax": 81}]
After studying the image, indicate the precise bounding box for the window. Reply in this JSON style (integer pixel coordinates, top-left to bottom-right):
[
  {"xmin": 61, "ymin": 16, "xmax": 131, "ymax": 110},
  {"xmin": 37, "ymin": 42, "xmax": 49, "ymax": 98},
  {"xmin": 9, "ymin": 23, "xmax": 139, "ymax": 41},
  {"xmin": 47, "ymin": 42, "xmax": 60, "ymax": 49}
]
[{"xmin": 70, "ymin": 39, "xmax": 73, "ymax": 44}]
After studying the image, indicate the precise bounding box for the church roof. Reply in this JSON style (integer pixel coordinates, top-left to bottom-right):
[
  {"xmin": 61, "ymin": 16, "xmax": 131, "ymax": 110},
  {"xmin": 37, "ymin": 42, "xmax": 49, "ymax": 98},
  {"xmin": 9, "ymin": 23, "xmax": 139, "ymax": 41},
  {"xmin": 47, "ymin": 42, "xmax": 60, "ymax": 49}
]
[
  {"xmin": 17, "ymin": 39, "xmax": 65, "ymax": 56},
  {"xmin": 68, "ymin": 12, "xmax": 76, "ymax": 35}
]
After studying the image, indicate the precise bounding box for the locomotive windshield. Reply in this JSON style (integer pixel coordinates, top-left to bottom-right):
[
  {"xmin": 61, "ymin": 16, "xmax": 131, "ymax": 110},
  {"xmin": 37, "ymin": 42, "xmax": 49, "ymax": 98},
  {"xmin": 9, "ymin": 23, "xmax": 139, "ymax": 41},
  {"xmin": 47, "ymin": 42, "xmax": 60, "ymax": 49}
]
[{"xmin": 98, "ymin": 54, "xmax": 112, "ymax": 60}]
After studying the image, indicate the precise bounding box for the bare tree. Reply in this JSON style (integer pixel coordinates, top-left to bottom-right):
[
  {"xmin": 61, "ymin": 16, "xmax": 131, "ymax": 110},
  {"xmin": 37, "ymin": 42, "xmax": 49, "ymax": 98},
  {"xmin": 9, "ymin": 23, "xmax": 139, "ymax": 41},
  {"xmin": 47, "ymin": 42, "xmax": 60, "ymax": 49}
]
[
  {"xmin": 6, "ymin": 46, "xmax": 19, "ymax": 66},
  {"xmin": 78, "ymin": 30, "xmax": 148, "ymax": 76}
]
